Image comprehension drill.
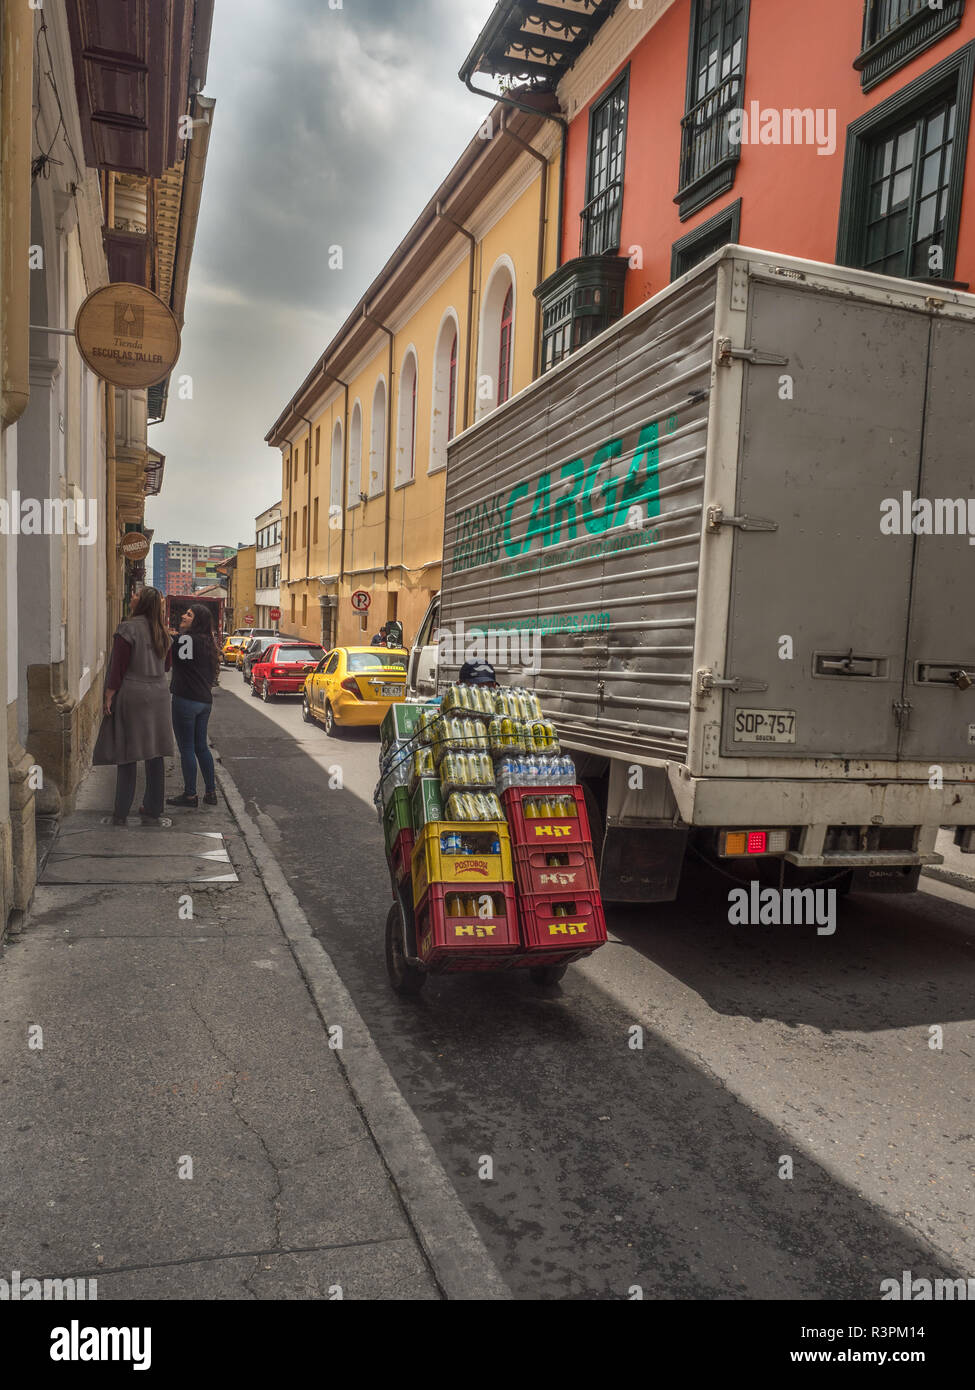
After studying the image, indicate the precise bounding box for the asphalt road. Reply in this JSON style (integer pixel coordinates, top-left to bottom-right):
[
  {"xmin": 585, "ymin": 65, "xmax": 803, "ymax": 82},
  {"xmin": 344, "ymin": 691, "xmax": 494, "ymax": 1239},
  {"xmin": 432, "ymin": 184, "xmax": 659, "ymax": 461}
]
[{"xmin": 208, "ymin": 676, "xmax": 975, "ymax": 1300}]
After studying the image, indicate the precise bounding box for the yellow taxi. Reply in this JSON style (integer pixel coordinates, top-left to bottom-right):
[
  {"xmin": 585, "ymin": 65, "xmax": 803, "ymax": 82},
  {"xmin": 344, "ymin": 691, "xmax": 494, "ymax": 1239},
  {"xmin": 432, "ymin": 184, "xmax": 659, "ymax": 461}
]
[
  {"xmin": 302, "ymin": 646, "xmax": 408, "ymax": 735},
  {"xmin": 221, "ymin": 635, "xmax": 249, "ymax": 666}
]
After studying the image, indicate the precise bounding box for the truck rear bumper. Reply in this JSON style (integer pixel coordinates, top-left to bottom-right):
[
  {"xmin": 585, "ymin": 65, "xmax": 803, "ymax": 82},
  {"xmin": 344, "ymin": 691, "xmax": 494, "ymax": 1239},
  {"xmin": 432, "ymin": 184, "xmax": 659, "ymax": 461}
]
[
  {"xmin": 782, "ymin": 849, "xmax": 941, "ymax": 868},
  {"xmin": 669, "ymin": 773, "xmax": 975, "ymax": 828}
]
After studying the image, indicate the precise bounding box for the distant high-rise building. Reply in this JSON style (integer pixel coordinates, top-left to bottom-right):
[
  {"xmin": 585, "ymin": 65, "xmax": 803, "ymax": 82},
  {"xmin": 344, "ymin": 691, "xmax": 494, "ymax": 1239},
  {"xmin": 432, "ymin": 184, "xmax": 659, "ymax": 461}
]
[{"xmin": 155, "ymin": 541, "xmax": 236, "ymax": 595}]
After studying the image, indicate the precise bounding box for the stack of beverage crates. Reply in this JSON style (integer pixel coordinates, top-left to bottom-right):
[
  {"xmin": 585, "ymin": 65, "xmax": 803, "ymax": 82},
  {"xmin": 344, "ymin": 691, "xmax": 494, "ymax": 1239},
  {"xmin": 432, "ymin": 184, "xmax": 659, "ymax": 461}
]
[{"xmin": 376, "ymin": 684, "xmax": 607, "ymax": 973}]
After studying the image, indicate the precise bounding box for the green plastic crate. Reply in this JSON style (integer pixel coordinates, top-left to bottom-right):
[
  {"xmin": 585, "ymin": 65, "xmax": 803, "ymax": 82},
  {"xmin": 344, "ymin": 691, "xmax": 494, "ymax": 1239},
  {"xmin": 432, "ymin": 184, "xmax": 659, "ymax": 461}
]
[
  {"xmin": 380, "ymin": 703, "xmax": 424, "ymax": 754},
  {"xmin": 410, "ymin": 777, "xmax": 444, "ymax": 830},
  {"xmin": 383, "ymin": 785, "xmax": 413, "ymax": 852}
]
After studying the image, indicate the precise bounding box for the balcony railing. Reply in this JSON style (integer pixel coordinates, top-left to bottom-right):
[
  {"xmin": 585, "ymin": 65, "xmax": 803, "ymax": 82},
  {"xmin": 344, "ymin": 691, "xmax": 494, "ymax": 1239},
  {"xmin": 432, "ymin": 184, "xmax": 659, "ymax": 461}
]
[
  {"xmin": 678, "ymin": 72, "xmax": 742, "ymax": 206},
  {"xmin": 579, "ymin": 177, "xmax": 623, "ymax": 257},
  {"xmin": 869, "ymin": 0, "xmax": 929, "ymax": 44},
  {"xmin": 855, "ymin": 0, "xmax": 964, "ymax": 91}
]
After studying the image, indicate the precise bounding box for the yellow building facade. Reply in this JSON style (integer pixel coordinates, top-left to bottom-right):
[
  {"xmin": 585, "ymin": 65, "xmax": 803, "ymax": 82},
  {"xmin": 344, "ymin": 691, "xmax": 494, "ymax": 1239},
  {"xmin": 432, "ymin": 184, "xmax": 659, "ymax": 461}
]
[{"xmin": 267, "ymin": 105, "xmax": 561, "ymax": 652}]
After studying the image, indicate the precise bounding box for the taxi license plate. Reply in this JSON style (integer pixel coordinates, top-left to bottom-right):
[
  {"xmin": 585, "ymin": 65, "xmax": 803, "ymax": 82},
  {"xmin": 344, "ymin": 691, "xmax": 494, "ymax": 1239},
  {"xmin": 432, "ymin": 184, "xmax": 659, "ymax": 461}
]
[
  {"xmin": 733, "ymin": 708, "xmax": 796, "ymax": 743},
  {"xmin": 381, "ymin": 684, "xmax": 402, "ymax": 698}
]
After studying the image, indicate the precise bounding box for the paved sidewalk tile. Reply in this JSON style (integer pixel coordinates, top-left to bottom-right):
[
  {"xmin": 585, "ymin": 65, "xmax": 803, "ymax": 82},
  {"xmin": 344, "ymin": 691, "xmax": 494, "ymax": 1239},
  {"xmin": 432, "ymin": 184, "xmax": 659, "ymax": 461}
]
[{"xmin": 0, "ymin": 765, "xmax": 439, "ymax": 1301}]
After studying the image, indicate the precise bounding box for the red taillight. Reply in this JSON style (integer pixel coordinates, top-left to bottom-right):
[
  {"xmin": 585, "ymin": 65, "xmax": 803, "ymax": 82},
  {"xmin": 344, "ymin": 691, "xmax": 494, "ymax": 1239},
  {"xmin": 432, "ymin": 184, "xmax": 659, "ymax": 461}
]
[
  {"xmin": 340, "ymin": 677, "xmax": 363, "ymax": 699},
  {"xmin": 272, "ymin": 668, "xmax": 289, "ymax": 677},
  {"xmin": 747, "ymin": 831, "xmax": 767, "ymax": 854}
]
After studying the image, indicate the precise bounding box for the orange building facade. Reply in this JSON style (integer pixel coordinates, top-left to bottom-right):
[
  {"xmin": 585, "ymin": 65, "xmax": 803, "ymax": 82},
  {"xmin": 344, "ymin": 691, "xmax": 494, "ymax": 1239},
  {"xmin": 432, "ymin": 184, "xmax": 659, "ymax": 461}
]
[{"xmin": 488, "ymin": 0, "xmax": 975, "ymax": 369}]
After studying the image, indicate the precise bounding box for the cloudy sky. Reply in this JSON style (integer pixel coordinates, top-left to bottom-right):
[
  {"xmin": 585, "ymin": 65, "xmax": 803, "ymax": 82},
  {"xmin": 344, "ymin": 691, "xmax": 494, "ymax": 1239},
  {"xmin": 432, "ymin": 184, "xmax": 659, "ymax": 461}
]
[{"xmin": 148, "ymin": 0, "xmax": 498, "ymax": 548}]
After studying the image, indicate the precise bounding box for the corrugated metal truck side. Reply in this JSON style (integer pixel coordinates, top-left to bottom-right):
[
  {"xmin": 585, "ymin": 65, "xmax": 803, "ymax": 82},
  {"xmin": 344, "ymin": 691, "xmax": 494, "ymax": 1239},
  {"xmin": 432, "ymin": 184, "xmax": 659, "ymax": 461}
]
[{"xmin": 407, "ymin": 247, "xmax": 975, "ymax": 901}]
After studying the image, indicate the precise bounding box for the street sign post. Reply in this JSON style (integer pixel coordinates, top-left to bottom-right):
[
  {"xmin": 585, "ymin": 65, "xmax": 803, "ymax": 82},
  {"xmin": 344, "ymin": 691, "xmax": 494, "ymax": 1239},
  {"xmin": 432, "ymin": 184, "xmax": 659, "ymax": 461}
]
[{"xmin": 351, "ymin": 590, "xmax": 371, "ymax": 614}]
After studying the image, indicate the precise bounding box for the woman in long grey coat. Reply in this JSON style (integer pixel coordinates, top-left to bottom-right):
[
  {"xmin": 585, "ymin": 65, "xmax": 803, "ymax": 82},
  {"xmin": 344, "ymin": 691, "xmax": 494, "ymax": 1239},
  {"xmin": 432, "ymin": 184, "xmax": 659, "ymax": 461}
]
[{"xmin": 93, "ymin": 586, "xmax": 174, "ymax": 826}]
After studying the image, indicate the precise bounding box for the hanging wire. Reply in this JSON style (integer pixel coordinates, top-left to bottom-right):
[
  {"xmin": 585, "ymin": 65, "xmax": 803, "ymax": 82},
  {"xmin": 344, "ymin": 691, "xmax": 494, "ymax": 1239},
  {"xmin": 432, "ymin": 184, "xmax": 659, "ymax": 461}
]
[{"xmin": 31, "ymin": 16, "xmax": 83, "ymax": 186}]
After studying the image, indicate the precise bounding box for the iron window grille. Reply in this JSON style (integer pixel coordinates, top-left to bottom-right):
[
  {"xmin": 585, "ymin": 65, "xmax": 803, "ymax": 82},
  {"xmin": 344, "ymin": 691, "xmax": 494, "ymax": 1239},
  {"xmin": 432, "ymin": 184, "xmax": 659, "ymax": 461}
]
[
  {"xmin": 581, "ymin": 70, "xmax": 629, "ymax": 256},
  {"xmin": 855, "ymin": 1, "xmax": 965, "ymax": 93},
  {"xmin": 838, "ymin": 41, "xmax": 975, "ymax": 283},
  {"xmin": 676, "ymin": 0, "xmax": 750, "ymax": 221}
]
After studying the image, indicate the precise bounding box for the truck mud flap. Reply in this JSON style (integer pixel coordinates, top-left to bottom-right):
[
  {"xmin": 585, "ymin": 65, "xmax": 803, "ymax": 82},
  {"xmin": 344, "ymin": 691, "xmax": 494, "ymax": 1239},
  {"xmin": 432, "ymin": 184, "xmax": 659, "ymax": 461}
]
[{"xmin": 601, "ymin": 826, "xmax": 689, "ymax": 902}]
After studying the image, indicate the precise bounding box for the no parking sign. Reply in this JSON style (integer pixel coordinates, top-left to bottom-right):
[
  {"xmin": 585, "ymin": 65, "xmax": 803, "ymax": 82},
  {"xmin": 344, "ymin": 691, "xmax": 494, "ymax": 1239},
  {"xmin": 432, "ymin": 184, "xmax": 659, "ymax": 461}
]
[{"xmin": 351, "ymin": 590, "xmax": 371, "ymax": 614}]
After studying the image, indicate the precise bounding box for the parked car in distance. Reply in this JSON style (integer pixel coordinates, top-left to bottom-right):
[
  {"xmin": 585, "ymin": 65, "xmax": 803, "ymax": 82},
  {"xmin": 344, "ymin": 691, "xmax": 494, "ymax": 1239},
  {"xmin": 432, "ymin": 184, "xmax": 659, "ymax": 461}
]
[
  {"xmin": 240, "ymin": 633, "xmax": 278, "ymax": 683},
  {"xmin": 303, "ymin": 646, "xmax": 408, "ymax": 735},
  {"xmin": 250, "ymin": 642, "xmax": 326, "ymax": 701},
  {"xmin": 221, "ymin": 635, "xmax": 249, "ymax": 666}
]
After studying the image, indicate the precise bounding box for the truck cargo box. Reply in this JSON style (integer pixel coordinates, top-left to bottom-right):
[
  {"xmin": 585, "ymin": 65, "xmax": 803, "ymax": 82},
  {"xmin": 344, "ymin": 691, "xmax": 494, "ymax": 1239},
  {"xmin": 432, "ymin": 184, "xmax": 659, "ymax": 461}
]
[{"xmin": 416, "ymin": 248, "xmax": 975, "ymax": 897}]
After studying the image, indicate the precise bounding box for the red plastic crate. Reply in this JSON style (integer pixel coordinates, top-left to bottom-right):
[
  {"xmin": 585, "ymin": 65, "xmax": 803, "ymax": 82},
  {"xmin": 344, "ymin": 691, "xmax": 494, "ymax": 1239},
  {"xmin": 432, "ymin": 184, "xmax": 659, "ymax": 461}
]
[
  {"xmin": 388, "ymin": 827, "xmax": 414, "ymax": 885},
  {"xmin": 502, "ymin": 785, "xmax": 592, "ymax": 850},
  {"xmin": 513, "ymin": 841, "xmax": 599, "ymax": 896},
  {"xmin": 517, "ymin": 889, "xmax": 607, "ymax": 954},
  {"xmin": 415, "ymin": 882, "xmax": 521, "ymax": 969}
]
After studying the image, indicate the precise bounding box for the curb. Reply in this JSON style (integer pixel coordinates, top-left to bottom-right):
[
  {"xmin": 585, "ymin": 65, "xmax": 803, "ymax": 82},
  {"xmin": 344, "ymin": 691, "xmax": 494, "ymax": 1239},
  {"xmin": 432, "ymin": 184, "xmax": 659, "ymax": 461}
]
[
  {"xmin": 921, "ymin": 864, "xmax": 975, "ymax": 894},
  {"xmin": 213, "ymin": 755, "xmax": 511, "ymax": 1303}
]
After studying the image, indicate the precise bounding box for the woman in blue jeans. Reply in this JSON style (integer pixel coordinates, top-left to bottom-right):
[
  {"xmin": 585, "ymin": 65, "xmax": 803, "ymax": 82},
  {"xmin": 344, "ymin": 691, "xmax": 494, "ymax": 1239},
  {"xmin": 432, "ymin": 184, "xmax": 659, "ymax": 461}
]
[{"xmin": 168, "ymin": 603, "xmax": 220, "ymax": 808}]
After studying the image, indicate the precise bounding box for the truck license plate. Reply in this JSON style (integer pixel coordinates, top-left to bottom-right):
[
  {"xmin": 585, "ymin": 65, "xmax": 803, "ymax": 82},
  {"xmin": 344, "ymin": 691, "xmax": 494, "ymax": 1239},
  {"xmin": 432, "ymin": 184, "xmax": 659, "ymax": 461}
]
[{"xmin": 733, "ymin": 708, "xmax": 796, "ymax": 743}]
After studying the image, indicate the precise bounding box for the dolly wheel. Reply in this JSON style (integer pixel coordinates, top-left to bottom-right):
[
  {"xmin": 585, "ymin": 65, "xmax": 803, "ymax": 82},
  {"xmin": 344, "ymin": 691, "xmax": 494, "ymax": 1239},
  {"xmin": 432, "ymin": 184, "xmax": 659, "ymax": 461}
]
[
  {"xmin": 529, "ymin": 963, "xmax": 568, "ymax": 987},
  {"xmin": 385, "ymin": 903, "xmax": 426, "ymax": 995}
]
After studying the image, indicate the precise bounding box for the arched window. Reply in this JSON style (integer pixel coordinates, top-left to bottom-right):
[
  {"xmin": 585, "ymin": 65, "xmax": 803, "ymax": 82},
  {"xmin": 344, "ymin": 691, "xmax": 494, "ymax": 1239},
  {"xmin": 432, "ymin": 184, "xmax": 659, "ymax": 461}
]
[
  {"xmin": 330, "ymin": 422, "xmax": 343, "ymax": 529},
  {"xmin": 430, "ymin": 311, "xmax": 460, "ymax": 473},
  {"xmin": 395, "ymin": 350, "xmax": 418, "ymax": 486},
  {"xmin": 369, "ymin": 378, "xmax": 387, "ymax": 497},
  {"xmin": 476, "ymin": 258, "xmax": 516, "ymax": 420},
  {"xmin": 448, "ymin": 333, "xmax": 458, "ymax": 441},
  {"xmin": 498, "ymin": 287, "xmax": 513, "ymax": 406},
  {"xmin": 348, "ymin": 401, "xmax": 362, "ymax": 506}
]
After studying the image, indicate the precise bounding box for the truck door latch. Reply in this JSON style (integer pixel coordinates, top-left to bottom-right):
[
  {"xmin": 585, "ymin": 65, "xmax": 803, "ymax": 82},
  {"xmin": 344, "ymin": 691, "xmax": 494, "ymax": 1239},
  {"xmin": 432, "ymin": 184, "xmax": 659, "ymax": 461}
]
[
  {"xmin": 706, "ymin": 505, "xmax": 778, "ymax": 533},
  {"xmin": 696, "ymin": 668, "xmax": 769, "ymax": 698},
  {"xmin": 892, "ymin": 699, "xmax": 913, "ymax": 729},
  {"xmin": 716, "ymin": 337, "xmax": 789, "ymax": 368}
]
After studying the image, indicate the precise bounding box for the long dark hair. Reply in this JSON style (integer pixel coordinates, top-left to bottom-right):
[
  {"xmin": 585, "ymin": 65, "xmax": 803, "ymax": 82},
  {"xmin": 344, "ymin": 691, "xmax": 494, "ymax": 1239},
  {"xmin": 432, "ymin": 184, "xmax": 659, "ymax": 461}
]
[
  {"xmin": 183, "ymin": 603, "xmax": 220, "ymax": 685},
  {"xmin": 131, "ymin": 587, "xmax": 170, "ymax": 660}
]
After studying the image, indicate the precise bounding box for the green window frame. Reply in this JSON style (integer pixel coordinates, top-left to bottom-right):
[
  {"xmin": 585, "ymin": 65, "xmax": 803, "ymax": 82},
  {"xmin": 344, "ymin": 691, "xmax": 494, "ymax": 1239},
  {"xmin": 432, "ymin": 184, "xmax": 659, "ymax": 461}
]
[
  {"xmin": 837, "ymin": 41, "xmax": 975, "ymax": 283},
  {"xmin": 671, "ymin": 199, "xmax": 742, "ymax": 279},
  {"xmin": 676, "ymin": 0, "xmax": 751, "ymax": 221},
  {"xmin": 581, "ymin": 68, "xmax": 630, "ymax": 256},
  {"xmin": 855, "ymin": 1, "xmax": 965, "ymax": 93}
]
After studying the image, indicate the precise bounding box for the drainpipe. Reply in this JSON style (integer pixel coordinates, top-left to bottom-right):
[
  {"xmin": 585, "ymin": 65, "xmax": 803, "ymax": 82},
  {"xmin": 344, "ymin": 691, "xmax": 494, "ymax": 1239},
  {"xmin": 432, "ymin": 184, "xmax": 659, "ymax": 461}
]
[
  {"xmin": 298, "ymin": 411, "xmax": 314, "ymax": 588},
  {"xmin": 1, "ymin": 0, "xmax": 33, "ymax": 428},
  {"xmin": 462, "ymin": 78, "xmax": 567, "ymax": 275},
  {"xmin": 361, "ymin": 307, "xmax": 394, "ymax": 584},
  {"xmin": 286, "ymin": 442, "xmax": 294, "ymax": 588},
  {"xmin": 499, "ymin": 109, "xmax": 549, "ymax": 379},
  {"xmin": 435, "ymin": 202, "xmax": 475, "ymax": 430},
  {"xmin": 313, "ymin": 369, "xmax": 349, "ymax": 594}
]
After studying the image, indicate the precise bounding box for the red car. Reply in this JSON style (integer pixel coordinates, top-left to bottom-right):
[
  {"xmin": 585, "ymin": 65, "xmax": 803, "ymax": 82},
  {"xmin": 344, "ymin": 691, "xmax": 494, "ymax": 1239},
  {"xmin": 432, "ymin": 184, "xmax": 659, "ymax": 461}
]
[{"xmin": 250, "ymin": 642, "xmax": 326, "ymax": 701}]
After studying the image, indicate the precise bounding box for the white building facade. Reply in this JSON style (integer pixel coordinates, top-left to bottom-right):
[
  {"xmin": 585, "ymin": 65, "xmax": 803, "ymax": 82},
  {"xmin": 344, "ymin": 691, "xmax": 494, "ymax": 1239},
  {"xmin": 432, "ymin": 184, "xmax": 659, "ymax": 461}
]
[{"xmin": 255, "ymin": 502, "xmax": 282, "ymax": 630}]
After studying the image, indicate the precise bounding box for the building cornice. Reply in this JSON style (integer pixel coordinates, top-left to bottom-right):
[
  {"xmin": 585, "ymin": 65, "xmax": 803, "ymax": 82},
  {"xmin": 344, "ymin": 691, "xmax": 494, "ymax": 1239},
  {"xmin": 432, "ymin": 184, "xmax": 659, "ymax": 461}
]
[{"xmin": 557, "ymin": 0, "xmax": 678, "ymax": 119}]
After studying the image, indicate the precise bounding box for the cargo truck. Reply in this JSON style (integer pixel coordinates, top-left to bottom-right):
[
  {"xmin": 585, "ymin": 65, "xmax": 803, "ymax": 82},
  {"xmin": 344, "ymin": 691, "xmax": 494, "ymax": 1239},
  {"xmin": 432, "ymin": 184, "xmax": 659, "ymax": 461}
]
[
  {"xmin": 165, "ymin": 592, "xmax": 225, "ymax": 637},
  {"xmin": 406, "ymin": 246, "xmax": 975, "ymax": 902}
]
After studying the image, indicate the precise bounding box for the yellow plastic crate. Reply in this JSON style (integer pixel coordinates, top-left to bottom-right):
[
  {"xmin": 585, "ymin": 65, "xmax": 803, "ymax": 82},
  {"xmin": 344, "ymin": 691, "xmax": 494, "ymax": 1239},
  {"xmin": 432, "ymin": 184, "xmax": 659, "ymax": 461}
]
[{"xmin": 411, "ymin": 821, "xmax": 514, "ymax": 908}]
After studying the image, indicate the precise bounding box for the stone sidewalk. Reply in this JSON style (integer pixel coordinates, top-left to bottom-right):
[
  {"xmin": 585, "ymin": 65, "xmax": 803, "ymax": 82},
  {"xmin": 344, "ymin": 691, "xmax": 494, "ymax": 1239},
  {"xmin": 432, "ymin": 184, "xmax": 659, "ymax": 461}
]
[{"xmin": 0, "ymin": 761, "xmax": 440, "ymax": 1300}]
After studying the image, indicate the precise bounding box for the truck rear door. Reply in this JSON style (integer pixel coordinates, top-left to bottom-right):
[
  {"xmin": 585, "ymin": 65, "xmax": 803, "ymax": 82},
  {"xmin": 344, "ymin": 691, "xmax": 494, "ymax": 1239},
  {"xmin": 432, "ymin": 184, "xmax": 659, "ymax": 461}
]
[
  {"xmin": 898, "ymin": 315, "xmax": 975, "ymax": 761},
  {"xmin": 720, "ymin": 280, "xmax": 929, "ymax": 760}
]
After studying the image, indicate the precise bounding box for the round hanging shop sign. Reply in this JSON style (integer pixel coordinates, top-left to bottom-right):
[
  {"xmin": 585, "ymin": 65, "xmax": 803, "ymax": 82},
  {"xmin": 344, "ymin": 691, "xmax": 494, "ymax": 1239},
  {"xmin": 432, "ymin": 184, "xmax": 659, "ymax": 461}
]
[
  {"xmin": 75, "ymin": 283, "xmax": 181, "ymax": 389},
  {"xmin": 120, "ymin": 532, "xmax": 151, "ymax": 562}
]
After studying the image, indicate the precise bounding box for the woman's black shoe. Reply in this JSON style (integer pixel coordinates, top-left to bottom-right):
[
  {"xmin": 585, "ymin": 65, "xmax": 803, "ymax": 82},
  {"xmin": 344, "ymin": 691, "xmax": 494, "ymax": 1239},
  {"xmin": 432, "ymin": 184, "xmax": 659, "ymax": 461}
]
[
  {"xmin": 167, "ymin": 793, "xmax": 199, "ymax": 807},
  {"xmin": 203, "ymin": 790, "xmax": 218, "ymax": 806}
]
